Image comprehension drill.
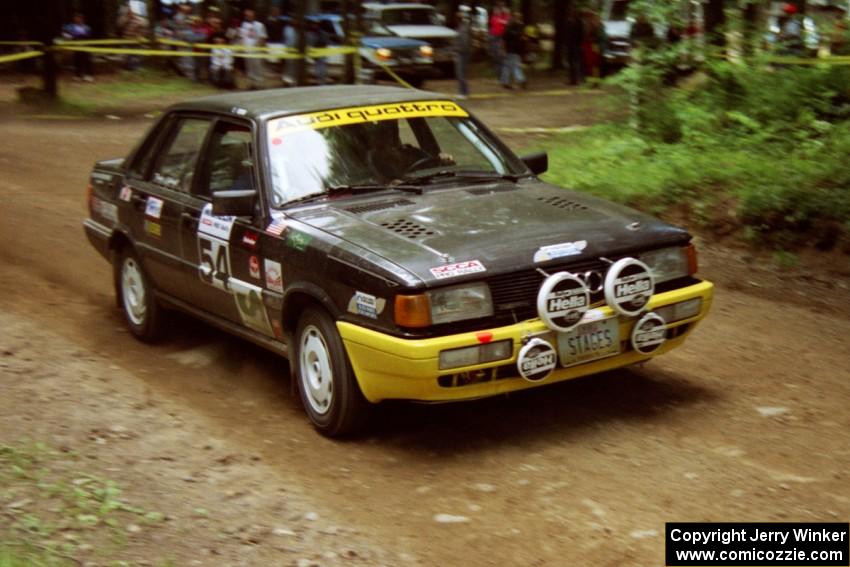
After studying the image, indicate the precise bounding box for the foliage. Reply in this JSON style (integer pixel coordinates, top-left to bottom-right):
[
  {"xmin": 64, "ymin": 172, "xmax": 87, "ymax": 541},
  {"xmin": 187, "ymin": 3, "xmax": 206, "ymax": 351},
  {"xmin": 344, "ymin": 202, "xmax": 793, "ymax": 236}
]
[{"xmin": 543, "ymin": 62, "xmax": 850, "ymax": 249}]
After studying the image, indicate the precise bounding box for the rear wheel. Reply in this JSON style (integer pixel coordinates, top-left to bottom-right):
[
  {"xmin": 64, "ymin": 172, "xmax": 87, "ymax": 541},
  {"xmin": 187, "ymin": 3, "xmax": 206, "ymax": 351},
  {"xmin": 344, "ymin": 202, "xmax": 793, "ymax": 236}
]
[
  {"xmin": 295, "ymin": 307, "xmax": 370, "ymax": 437},
  {"xmin": 115, "ymin": 247, "xmax": 163, "ymax": 342}
]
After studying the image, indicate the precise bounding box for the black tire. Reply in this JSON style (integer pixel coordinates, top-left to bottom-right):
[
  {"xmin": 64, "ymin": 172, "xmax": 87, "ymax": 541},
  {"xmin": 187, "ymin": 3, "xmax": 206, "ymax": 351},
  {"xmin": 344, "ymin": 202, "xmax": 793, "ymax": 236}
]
[
  {"xmin": 294, "ymin": 307, "xmax": 371, "ymax": 437},
  {"xmin": 114, "ymin": 247, "xmax": 163, "ymax": 342}
]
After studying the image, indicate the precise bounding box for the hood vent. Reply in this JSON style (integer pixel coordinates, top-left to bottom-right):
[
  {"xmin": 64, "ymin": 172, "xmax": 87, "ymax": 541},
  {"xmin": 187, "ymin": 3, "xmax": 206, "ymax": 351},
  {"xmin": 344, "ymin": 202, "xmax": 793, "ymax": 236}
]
[
  {"xmin": 343, "ymin": 198, "xmax": 414, "ymax": 215},
  {"xmin": 380, "ymin": 218, "xmax": 436, "ymax": 239},
  {"xmin": 536, "ymin": 195, "xmax": 589, "ymax": 212},
  {"xmin": 466, "ymin": 185, "xmax": 517, "ymax": 195}
]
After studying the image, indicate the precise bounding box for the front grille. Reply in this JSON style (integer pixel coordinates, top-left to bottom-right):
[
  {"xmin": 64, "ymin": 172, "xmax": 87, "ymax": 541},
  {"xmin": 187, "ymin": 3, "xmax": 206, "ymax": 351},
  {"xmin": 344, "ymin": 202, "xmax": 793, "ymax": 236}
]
[{"xmin": 487, "ymin": 258, "xmax": 609, "ymax": 320}]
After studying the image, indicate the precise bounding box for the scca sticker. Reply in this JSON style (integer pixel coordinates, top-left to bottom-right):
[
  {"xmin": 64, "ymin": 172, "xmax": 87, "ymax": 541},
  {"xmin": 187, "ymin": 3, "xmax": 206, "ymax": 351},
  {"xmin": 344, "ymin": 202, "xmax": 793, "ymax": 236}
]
[
  {"xmin": 269, "ymin": 101, "xmax": 469, "ymax": 136},
  {"xmin": 429, "ymin": 260, "xmax": 486, "ymax": 280}
]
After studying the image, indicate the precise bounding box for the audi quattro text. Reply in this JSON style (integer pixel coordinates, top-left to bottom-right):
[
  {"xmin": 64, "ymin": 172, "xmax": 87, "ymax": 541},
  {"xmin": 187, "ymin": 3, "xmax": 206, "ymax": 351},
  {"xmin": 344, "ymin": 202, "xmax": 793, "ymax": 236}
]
[{"xmin": 83, "ymin": 85, "xmax": 714, "ymax": 437}]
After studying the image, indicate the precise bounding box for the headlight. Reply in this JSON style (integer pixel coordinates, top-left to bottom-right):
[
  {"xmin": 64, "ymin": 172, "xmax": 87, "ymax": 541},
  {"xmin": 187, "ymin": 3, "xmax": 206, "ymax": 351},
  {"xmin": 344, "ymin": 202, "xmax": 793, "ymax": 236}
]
[
  {"xmin": 419, "ymin": 45, "xmax": 434, "ymax": 58},
  {"xmin": 376, "ymin": 47, "xmax": 393, "ymax": 61},
  {"xmin": 639, "ymin": 246, "xmax": 690, "ymax": 284},
  {"xmin": 394, "ymin": 283, "xmax": 494, "ymax": 328},
  {"xmin": 428, "ymin": 283, "xmax": 494, "ymax": 325}
]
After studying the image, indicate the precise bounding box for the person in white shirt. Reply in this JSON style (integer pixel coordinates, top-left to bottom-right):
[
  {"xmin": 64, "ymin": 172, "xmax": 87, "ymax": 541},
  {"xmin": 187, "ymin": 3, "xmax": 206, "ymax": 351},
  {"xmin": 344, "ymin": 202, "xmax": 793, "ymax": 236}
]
[
  {"xmin": 210, "ymin": 33, "xmax": 235, "ymax": 88},
  {"xmin": 239, "ymin": 9, "xmax": 267, "ymax": 89}
]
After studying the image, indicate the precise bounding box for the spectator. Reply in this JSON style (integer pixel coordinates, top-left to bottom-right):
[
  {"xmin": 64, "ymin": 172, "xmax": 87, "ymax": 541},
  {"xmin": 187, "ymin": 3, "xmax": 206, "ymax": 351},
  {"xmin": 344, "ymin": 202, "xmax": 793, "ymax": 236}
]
[
  {"xmin": 173, "ymin": 4, "xmax": 199, "ymax": 80},
  {"xmin": 488, "ymin": 1, "xmax": 510, "ymax": 78},
  {"xmin": 564, "ymin": 4, "xmax": 583, "ymax": 85},
  {"xmin": 239, "ymin": 9, "xmax": 268, "ymax": 89},
  {"xmin": 282, "ymin": 17, "xmax": 298, "ymax": 86},
  {"xmin": 454, "ymin": 10, "xmax": 473, "ymax": 98},
  {"xmin": 777, "ymin": 3, "xmax": 804, "ymax": 56},
  {"xmin": 307, "ymin": 19, "xmax": 330, "ymax": 86},
  {"xmin": 117, "ymin": 2, "xmax": 148, "ymax": 71},
  {"xmin": 501, "ymin": 11, "xmax": 526, "ymax": 90},
  {"xmin": 266, "ymin": 6, "xmax": 285, "ymax": 43},
  {"xmin": 62, "ymin": 12, "xmax": 94, "ymax": 82},
  {"xmin": 581, "ymin": 10, "xmax": 604, "ymax": 81},
  {"xmin": 630, "ymin": 12, "xmax": 656, "ymax": 49},
  {"xmin": 210, "ymin": 33, "xmax": 235, "ymax": 88}
]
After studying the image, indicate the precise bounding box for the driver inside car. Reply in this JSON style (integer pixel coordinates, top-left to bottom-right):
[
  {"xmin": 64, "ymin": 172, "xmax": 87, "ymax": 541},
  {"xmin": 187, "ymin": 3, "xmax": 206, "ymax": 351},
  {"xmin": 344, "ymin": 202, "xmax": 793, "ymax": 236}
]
[{"xmin": 363, "ymin": 120, "xmax": 455, "ymax": 183}]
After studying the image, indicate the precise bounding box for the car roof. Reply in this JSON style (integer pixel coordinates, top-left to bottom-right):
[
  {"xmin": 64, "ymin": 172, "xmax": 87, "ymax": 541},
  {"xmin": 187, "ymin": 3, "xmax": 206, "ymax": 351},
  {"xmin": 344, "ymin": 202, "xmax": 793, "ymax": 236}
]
[{"xmin": 168, "ymin": 85, "xmax": 451, "ymax": 121}]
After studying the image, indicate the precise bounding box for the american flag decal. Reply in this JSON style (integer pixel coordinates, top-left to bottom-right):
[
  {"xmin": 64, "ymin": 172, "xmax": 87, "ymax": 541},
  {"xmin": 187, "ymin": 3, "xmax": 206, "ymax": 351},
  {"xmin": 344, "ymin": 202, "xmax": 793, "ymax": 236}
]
[{"xmin": 266, "ymin": 218, "xmax": 286, "ymax": 236}]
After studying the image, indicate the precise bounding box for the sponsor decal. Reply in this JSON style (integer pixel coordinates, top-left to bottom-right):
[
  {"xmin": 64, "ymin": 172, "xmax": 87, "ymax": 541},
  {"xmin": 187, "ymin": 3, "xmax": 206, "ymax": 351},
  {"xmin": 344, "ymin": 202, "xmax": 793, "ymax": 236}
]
[
  {"xmin": 242, "ymin": 231, "xmax": 259, "ymax": 249},
  {"xmin": 118, "ymin": 185, "xmax": 133, "ymax": 202},
  {"xmin": 249, "ymin": 255, "xmax": 261, "ymax": 279},
  {"xmin": 263, "ymin": 259, "xmax": 283, "ymax": 293},
  {"xmin": 603, "ymin": 257, "xmax": 655, "ymax": 317},
  {"xmin": 144, "ymin": 219, "xmax": 161, "ymax": 238},
  {"xmin": 517, "ymin": 338, "xmax": 557, "ymax": 382},
  {"xmin": 533, "ymin": 240, "xmax": 587, "ymax": 263},
  {"xmin": 286, "ymin": 231, "xmax": 311, "ymax": 252},
  {"xmin": 91, "ymin": 196, "xmax": 119, "ymax": 223},
  {"xmin": 347, "ymin": 291, "xmax": 386, "ymax": 319},
  {"xmin": 231, "ymin": 106, "xmax": 248, "ymax": 116},
  {"xmin": 271, "ymin": 319, "xmax": 284, "ymax": 339},
  {"xmin": 630, "ymin": 312, "xmax": 667, "ymax": 355},
  {"xmin": 197, "ymin": 234, "xmax": 230, "ymax": 291},
  {"xmin": 229, "ymin": 278, "xmax": 273, "ymax": 335},
  {"xmin": 536, "ymin": 271, "xmax": 590, "ymax": 333},
  {"xmin": 266, "ymin": 218, "xmax": 287, "ymax": 236},
  {"xmin": 145, "ymin": 196, "xmax": 163, "ymax": 219},
  {"xmin": 198, "ymin": 203, "xmax": 236, "ymax": 240},
  {"xmin": 429, "ymin": 260, "xmax": 486, "ymax": 280},
  {"xmin": 269, "ymin": 101, "xmax": 468, "ymax": 137}
]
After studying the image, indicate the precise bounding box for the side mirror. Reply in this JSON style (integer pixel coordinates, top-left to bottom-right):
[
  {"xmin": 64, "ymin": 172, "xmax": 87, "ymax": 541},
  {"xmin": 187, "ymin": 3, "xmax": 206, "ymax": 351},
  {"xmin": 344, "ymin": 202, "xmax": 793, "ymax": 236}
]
[
  {"xmin": 521, "ymin": 151, "xmax": 548, "ymax": 175},
  {"xmin": 212, "ymin": 189, "xmax": 257, "ymax": 217}
]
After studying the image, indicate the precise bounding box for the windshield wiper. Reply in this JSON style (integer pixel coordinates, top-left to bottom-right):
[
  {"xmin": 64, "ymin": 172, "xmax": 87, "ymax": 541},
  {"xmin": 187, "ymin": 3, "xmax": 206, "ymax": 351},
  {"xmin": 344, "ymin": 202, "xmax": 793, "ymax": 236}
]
[
  {"xmin": 283, "ymin": 183, "xmax": 422, "ymax": 207},
  {"xmin": 401, "ymin": 170, "xmax": 523, "ymax": 185}
]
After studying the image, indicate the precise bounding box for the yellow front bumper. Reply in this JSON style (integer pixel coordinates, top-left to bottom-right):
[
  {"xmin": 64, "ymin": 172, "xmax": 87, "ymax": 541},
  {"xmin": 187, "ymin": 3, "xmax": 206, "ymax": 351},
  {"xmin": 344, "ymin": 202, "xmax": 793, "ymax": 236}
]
[{"xmin": 338, "ymin": 279, "xmax": 714, "ymax": 403}]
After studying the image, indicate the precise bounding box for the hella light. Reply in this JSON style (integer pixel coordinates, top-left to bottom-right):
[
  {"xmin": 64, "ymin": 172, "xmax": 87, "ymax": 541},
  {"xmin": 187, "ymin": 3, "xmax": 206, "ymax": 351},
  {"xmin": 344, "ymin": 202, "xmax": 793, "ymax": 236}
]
[
  {"xmin": 376, "ymin": 47, "xmax": 393, "ymax": 61},
  {"xmin": 639, "ymin": 246, "xmax": 690, "ymax": 284},
  {"xmin": 428, "ymin": 283, "xmax": 493, "ymax": 325},
  {"xmin": 419, "ymin": 45, "xmax": 434, "ymax": 58}
]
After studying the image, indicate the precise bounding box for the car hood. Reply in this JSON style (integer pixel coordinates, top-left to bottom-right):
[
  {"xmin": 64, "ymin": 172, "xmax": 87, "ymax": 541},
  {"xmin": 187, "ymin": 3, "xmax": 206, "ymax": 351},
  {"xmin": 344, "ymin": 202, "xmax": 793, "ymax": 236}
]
[
  {"xmin": 361, "ymin": 35, "xmax": 427, "ymax": 49},
  {"xmin": 385, "ymin": 25, "xmax": 458, "ymax": 39},
  {"xmin": 289, "ymin": 181, "xmax": 690, "ymax": 287}
]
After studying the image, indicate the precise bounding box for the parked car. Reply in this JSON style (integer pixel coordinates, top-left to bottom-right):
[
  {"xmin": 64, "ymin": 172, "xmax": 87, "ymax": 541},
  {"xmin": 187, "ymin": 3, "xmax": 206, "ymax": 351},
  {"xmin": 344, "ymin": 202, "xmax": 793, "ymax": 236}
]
[
  {"xmin": 362, "ymin": 3, "xmax": 457, "ymax": 74},
  {"xmin": 84, "ymin": 86, "xmax": 714, "ymax": 437},
  {"xmin": 310, "ymin": 14, "xmax": 436, "ymax": 87}
]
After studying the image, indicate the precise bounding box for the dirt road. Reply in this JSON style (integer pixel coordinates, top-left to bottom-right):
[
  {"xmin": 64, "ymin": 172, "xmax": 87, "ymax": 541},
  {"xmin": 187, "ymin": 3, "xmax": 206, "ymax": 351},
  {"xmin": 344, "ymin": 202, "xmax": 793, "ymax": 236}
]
[{"xmin": 1, "ymin": 93, "xmax": 849, "ymax": 566}]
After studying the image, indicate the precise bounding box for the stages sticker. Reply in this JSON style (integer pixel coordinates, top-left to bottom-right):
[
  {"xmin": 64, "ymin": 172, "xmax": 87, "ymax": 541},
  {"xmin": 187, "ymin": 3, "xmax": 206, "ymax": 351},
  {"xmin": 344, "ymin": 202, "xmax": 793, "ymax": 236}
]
[
  {"xmin": 534, "ymin": 240, "xmax": 587, "ymax": 263},
  {"xmin": 198, "ymin": 203, "xmax": 236, "ymax": 241},
  {"xmin": 429, "ymin": 260, "xmax": 486, "ymax": 280},
  {"xmin": 269, "ymin": 101, "xmax": 468, "ymax": 136},
  {"xmin": 145, "ymin": 196, "xmax": 163, "ymax": 219}
]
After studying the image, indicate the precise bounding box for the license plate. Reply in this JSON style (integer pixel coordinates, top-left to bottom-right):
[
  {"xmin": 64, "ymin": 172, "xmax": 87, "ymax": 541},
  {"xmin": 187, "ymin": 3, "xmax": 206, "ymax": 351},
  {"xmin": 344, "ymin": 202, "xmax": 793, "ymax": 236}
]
[{"xmin": 556, "ymin": 317, "xmax": 621, "ymax": 368}]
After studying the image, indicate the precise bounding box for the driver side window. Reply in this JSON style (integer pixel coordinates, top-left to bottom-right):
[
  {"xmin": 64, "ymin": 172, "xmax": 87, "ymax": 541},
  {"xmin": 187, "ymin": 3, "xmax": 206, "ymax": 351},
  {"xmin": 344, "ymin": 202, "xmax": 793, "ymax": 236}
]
[
  {"xmin": 150, "ymin": 118, "xmax": 210, "ymax": 192},
  {"xmin": 197, "ymin": 122, "xmax": 255, "ymax": 199}
]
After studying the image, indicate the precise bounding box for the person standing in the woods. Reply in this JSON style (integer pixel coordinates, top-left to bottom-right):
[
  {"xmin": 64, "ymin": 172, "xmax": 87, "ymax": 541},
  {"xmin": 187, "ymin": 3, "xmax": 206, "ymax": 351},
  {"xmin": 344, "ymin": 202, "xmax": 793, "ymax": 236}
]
[
  {"xmin": 455, "ymin": 10, "xmax": 473, "ymax": 98},
  {"xmin": 62, "ymin": 13, "xmax": 94, "ymax": 82},
  {"xmin": 488, "ymin": 1, "xmax": 510, "ymax": 78},
  {"xmin": 564, "ymin": 4, "xmax": 583, "ymax": 85},
  {"xmin": 239, "ymin": 9, "xmax": 268, "ymax": 89},
  {"xmin": 501, "ymin": 11, "xmax": 526, "ymax": 90}
]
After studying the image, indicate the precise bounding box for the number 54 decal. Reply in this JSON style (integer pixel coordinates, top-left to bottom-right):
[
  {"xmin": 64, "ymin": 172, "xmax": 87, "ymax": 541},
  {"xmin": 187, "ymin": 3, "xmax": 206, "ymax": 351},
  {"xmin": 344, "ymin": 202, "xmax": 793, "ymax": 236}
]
[{"xmin": 198, "ymin": 235, "xmax": 230, "ymax": 291}]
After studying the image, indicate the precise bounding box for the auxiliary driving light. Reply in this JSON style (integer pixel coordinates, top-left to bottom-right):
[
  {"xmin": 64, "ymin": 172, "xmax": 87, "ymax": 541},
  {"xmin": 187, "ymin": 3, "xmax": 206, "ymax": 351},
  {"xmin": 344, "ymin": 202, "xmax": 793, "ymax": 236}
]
[
  {"xmin": 439, "ymin": 340, "xmax": 512, "ymax": 370},
  {"xmin": 655, "ymin": 298, "xmax": 702, "ymax": 323}
]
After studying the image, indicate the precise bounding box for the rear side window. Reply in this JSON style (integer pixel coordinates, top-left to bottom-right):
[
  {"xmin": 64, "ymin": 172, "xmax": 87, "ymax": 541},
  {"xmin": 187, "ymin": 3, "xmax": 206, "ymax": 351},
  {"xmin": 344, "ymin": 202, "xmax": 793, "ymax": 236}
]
[{"xmin": 151, "ymin": 118, "xmax": 211, "ymax": 192}]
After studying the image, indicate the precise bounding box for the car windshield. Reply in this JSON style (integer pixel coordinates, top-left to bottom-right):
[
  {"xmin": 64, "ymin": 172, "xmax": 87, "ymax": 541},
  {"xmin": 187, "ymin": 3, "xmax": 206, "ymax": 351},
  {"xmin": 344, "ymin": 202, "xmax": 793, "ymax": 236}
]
[
  {"xmin": 363, "ymin": 20, "xmax": 395, "ymax": 36},
  {"xmin": 380, "ymin": 8, "xmax": 440, "ymax": 26},
  {"xmin": 266, "ymin": 100, "xmax": 525, "ymax": 207}
]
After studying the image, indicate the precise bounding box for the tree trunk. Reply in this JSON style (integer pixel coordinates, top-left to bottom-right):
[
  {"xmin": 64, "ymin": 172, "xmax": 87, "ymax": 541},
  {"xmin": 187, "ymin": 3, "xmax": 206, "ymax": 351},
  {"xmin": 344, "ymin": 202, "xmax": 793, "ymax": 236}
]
[
  {"xmin": 551, "ymin": 0, "xmax": 566, "ymax": 70},
  {"xmin": 521, "ymin": 0, "xmax": 533, "ymax": 25},
  {"xmin": 704, "ymin": 0, "xmax": 727, "ymax": 48},
  {"xmin": 295, "ymin": 0, "xmax": 307, "ymax": 86},
  {"xmin": 342, "ymin": 0, "xmax": 354, "ymax": 83},
  {"xmin": 741, "ymin": 1, "xmax": 759, "ymax": 56}
]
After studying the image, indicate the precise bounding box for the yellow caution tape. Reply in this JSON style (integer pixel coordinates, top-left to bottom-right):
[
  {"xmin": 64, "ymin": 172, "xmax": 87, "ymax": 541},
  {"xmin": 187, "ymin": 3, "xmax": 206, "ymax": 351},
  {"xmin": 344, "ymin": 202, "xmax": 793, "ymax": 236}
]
[
  {"xmin": 0, "ymin": 41, "xmax": 44, "ymax": 47},
  {"xmin": 56, "ymin": 38, "xmax": 148, "ymax": 46},
  {"xmin": 0, "ymin": 50, "xmax": 44, "ymax": 64},
  {"xmin": 307, "ymin": 46, "xmax": 358, "ymax": 57},
  {"xmin": 373, "ymin": 61, "xmax": 414, "ymax": 89}
]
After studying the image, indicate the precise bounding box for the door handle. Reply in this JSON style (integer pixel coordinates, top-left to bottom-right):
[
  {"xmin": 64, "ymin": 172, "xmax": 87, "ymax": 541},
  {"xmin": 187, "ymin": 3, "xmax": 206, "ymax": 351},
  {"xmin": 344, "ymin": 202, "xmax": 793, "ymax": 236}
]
[
  {"xmin": 181, "ymin": 211, "xmax": 199, "ymax": 229},
  {"xmin": 130, "ymin": 193, "xmax": 146, "ymax": 210}
]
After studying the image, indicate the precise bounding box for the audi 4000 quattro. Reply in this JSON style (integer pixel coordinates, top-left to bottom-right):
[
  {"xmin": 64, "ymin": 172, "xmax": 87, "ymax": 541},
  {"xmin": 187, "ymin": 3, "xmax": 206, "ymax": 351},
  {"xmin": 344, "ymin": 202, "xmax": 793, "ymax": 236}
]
[{"xmin": 84, "ymin": 86, "xmax": 713, "ymax": 436}]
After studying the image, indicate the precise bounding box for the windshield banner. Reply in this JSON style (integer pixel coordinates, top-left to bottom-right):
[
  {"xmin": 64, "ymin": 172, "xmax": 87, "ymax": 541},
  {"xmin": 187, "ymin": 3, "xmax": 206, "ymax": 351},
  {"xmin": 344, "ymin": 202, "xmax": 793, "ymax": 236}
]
[{"xmin": 270, "ymin": 101, "xmax": 468, "ymax": 135}]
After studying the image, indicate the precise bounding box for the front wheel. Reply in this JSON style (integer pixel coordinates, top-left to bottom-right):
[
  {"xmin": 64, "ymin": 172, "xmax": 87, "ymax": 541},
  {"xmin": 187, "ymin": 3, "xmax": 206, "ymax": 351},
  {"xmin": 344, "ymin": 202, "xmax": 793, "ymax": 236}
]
[
  {"xmin": 295, "ymin": 307, "xmax": 371, "ymax": 437},
  {"xmin": 115, "ymin": 247, "xmax": 163, "ymax": 342}
]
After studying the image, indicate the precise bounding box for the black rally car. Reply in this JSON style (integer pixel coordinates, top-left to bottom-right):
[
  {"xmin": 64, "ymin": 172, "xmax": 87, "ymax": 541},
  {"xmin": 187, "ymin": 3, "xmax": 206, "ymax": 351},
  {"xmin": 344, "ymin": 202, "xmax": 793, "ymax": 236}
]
[{"xmin": 84, "ymin": 86, "xmax": 714, "ymax": 436}]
